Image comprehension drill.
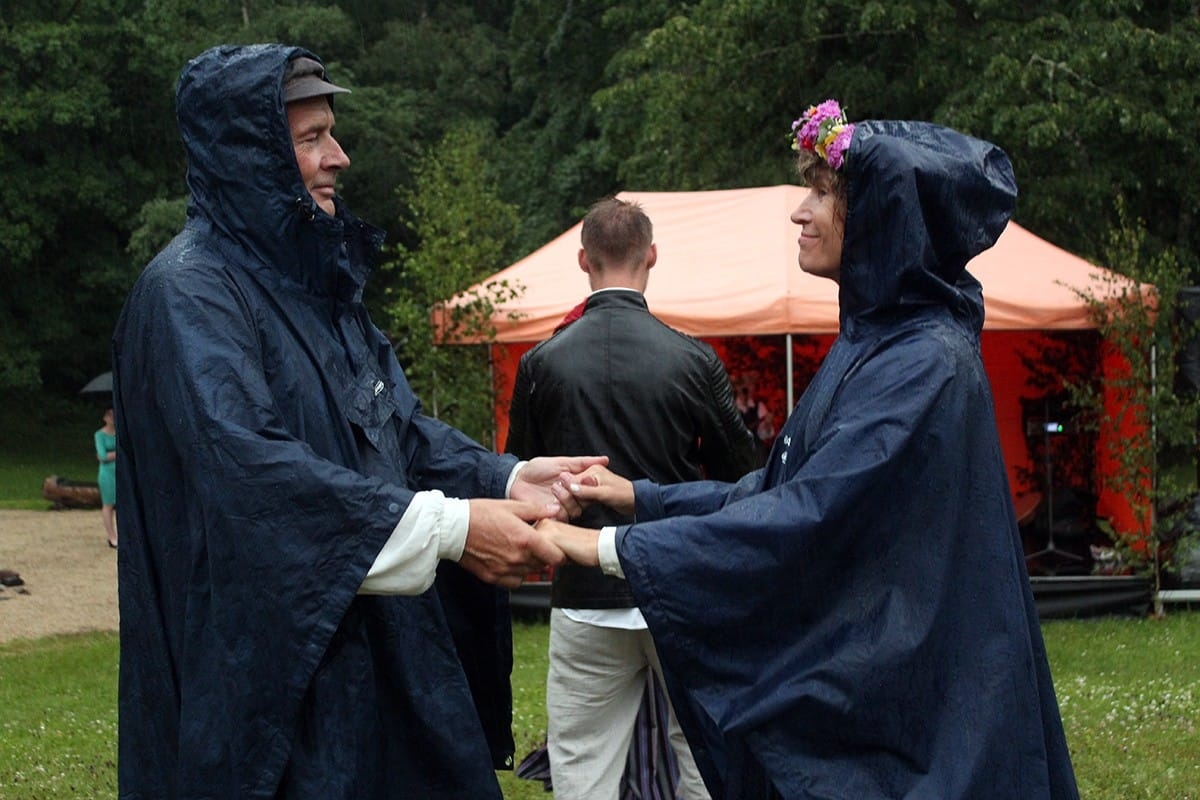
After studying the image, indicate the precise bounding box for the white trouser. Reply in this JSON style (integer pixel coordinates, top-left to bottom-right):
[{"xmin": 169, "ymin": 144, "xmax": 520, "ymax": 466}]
[{"xmin": 546, "ymin": 609, "xmax": 711, "ymax": 800}]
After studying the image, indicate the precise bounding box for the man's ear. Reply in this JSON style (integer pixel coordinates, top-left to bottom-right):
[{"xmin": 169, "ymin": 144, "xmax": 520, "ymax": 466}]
[
  {"xmin": 578, "ymin": 248, "xmax": 592, "ymax": 274},
  {"xmin": 644, "ymin": 243, "xmax": 657, "ymax": 270}
]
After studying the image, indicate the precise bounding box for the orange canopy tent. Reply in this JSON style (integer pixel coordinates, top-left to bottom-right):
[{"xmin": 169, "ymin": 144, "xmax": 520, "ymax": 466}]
[
  {"xmin": 445, "ymin": 185, "xmax": 1118, "ymax": 341},
  {"xmin": 441, "ymin": 185, "xmax": 1147, "ymax": 540}
]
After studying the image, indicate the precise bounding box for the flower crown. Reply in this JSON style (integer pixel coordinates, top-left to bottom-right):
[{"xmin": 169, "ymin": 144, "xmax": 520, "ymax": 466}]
[{"xmin": 790, "ymin": 99, "xmax": 855, "ymax": 171}]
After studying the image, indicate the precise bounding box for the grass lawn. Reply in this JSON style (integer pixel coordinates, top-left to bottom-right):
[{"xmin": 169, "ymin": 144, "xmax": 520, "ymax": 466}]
[
  {"xmin": 1044, "ymin": 613, "xmax": 1200, "ymax": 798},
  {"xmin": 0, "ymin": 634, "xmax": 119, "ymax": 799},
  {"xmin": 1, "ymin": 613, "xmax": 1198, "ymax": 799}
]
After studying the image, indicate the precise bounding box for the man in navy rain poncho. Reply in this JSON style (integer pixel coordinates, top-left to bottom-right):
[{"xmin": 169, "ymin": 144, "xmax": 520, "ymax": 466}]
[
  {"xmin": 112, "ymin": 44, "xmax": 604, "ymax": 799},
  {"xmin": 542, "ymin": 103, "xmax": 1081, "ymax": 799}
]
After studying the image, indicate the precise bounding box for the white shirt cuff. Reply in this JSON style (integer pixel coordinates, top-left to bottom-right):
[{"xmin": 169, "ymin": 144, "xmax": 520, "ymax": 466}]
[
  {"xmin": 359, "ymin": 491, "xmax": 470, "ymax": 595},
  {"xmin": 505, "ymin": 461, "xmax": 527, "ymax": 497},
  {"xmin": 598, "ymin": 526, "xmax": 623, "ymax": 579}
]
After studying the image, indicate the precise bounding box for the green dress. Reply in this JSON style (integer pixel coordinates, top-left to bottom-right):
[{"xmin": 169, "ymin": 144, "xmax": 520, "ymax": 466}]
[{"xmin": 94, "ymin": 428, "xmax": 116, "ymax": 505}]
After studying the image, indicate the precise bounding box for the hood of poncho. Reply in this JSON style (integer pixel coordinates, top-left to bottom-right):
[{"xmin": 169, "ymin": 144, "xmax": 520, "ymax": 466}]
[
  {"xmin": 838, "ymin": 120, "xmax": 1017, "ymax": 335},
  {"xmin": 176, "ymin": 43, "xmax": 375, "ymax": 301}
]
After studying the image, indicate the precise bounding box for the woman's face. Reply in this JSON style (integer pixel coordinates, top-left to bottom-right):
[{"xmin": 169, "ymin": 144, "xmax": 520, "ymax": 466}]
[{"xmin": 790, "ymin": 170, "xmax": 846, "ymax": 282}]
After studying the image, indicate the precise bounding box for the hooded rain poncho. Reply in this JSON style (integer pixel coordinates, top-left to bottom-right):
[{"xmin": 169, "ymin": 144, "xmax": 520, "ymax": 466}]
[
  {"xmin": 615, "ymin": 121, "xmax": 1080, "ymax": 800},
  {"xmin": 113, "ymin": 44, "xmax": 515, "ymax": 800}
]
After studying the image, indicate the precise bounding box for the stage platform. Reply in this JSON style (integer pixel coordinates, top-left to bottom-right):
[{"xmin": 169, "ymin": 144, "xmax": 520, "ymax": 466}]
[
  {"xmin": 514, "ymin": 575, "xmax": 1191, "ymax": 621},
  {"xmin": 1030, "ymin": 575, "xmax": 1153, "ymax": 619}
]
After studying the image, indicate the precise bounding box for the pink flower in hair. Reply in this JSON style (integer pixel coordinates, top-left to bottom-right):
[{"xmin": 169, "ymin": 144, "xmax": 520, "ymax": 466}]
[
  {"xmin": 824, "ymin": 124, "xmax": 855, "ymax": 170},
  {"xmin": 789, "ymin": 99, "xmax": 854, "ymax": 171}
]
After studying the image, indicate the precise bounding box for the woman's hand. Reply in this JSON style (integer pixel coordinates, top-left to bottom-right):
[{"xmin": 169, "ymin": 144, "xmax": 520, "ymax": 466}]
[
  {"xmin": 553, "ymin": 464, "xmax": 635, "ymax": 517},
  {"xmin": 510, "ymin": 455, "xmax": 609, "ymax": 519},
  {"xmin": 535, "ymin": 518, "xmax": 601, "ymax": 567}
]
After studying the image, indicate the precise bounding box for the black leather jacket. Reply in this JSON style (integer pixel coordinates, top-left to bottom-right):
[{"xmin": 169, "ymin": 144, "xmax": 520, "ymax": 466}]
[{"xmin": 506, "ymin": 289, "xmax": 757, "ymax": 607}]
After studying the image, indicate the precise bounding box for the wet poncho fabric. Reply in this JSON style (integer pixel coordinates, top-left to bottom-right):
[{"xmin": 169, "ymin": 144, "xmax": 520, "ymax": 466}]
[
  {"xmin": 616, "ymin": 122, "xmax": 1080, "ymax": 799},
  {"xmin": 113, "ymin": 44, "xmax": 515, "ymax": 799}
]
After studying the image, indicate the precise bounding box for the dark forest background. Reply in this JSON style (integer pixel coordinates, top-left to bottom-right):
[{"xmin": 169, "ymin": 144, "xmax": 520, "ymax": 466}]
[{"xmin": 3, "ymin": 0, "xmax": 1198, "ymax": 403}]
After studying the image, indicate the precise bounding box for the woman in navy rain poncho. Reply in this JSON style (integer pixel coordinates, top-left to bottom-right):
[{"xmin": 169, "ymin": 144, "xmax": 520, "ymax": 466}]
[
  {"xmin": 544, "ymin": 103, "xmax": 1080, "ymax": 799},
  {"xmin": 112, "ymin": 44, "xmax": 597, "ymax": 800}
]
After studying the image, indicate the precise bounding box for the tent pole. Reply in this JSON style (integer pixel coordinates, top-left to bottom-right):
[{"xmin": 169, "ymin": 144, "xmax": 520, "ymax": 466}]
[
  {"xmin": 490, "ymin": 346, "xmax": 499, "ymax": 453},
  {"xmin": 1151, "ymin": 341, "xmax": 1164, "ymax": 616},
  {"xmin": 786, "ymin": 333, "xmax": 794, "ymax": 410}
]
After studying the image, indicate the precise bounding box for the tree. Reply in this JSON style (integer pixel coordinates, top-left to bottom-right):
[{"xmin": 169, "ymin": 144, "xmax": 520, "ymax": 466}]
[
  {"xmin": 0, "ymin": 0, "xmax": 181, "ymax": 394},
  {"xmin": 380, "ymin": 123, "xmax": 523, "ymax": 446},
  {"xmin": 495, "ymin": 0, "xmax": 685, "ymax": 253},
  {"xmin": 1065, "ymin": 200, "xmax": 1195, "ymax": 614},
  {"xmin": 333, "ymin": 1, "xmax": 516, "ymax": 313},
  {"xmin": 591, "ymin": 0, "xmax": 952, "ymax": 191},
  {"xmin": 583, "ymin": 0, "xmax": 1200, "ymax": 288},
  {"xmin": 940, "ymin": 2, "xmax": 1200, "ymax": 282},
  {"xmin": 126, "ymin": 198, "xmax": 188, "ymax": 268},
  {"xmin": 0, "ymin": 0, "xmax": 365, "ymax": 395},
  {"xmin": 5, "ymin": 0, "xmax": 1199, "ymax": 427}
]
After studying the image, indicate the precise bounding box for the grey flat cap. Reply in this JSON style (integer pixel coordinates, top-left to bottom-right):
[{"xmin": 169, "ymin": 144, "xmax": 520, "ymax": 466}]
[{"xmin": 283, "ymin": 56, "xmax": 351, "ymax": 103}]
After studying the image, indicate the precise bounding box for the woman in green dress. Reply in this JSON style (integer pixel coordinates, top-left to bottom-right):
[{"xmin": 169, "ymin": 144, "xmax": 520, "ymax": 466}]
[{"xmin": 95, "ymin": 407, "xmax": 117, "ymax": 548}]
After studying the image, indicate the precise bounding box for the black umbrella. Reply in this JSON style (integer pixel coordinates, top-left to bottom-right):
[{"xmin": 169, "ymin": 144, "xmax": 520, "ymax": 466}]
[{"xmin": 80, "ymin": 371, "xmax": 113, "ymax": 395}]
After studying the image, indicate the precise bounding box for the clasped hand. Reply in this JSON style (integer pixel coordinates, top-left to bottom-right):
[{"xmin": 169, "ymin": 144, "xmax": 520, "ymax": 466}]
[
  {"xmin": 459, "ymin": 455, "xmax": 610, "ymax": 589},
  {"xmin": 536, "ymin": 463, "xmax": 638, "ymax": 570}
]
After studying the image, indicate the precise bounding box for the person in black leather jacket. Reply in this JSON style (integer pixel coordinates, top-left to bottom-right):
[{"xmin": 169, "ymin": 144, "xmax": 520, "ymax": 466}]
[{"xmin": 507, "ymin": 197, "xmax": 757, "ymax": 799}]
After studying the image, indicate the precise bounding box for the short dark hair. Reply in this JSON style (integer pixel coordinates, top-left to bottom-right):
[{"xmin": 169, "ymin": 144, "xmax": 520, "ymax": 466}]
[{"xmin": 580, "ymin": 198, "xmax": 653, "ymax": 269}]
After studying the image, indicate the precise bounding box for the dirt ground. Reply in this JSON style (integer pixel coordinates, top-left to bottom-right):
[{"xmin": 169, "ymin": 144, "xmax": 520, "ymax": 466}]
[{"xmin": 0, "ymin": 509, "xmax": 118, "ymax": 644}]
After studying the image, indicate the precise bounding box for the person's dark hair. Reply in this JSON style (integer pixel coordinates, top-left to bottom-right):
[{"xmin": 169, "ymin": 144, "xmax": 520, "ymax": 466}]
[
  {"xmin": 796, "ymin": 152, "xmax": 848, "ymax": 222},
  {"xmin": 580, "ymin": 198, "xmax": 653, "ymax": 269}
]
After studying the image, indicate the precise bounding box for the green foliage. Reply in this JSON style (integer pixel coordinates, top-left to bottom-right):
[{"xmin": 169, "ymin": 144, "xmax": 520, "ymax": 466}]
[
  {"xmin": 0, "ymin": 324, "xmax": 40, "ymax": 394},
  {"xmin": 126, "ymin": 197, "xmax": 188, "ymax": 268},
  {"xmin": 245, "ymin": 3, "xmax": 360, "ymax": 55},
  {"xmin": 381, "ymin": 123, "xmax": 523, "ymax": 447},
  {"xmin": 0, "ymin": 2, "xmax": 178, "ymax": 393},
  {"xmin": 1064, "ymin": 200, "xmax": 1197, "ymax": 601},
  {"xmin": 4, "ymin": 0, "xmax": 1199, "ymax": 417},
  {"xmin": 341, "ymin": 3, "xmax": 513, "ymax": 257},
  {"xmin": 334, "ymin": 84, "xmax": 427, "ymax": 261},
  {"xmin": 496, "ymin": 0, "xmax": 684, "ymax": 252},
  {"xmin": 590, "ymin": 0, "xmax": 1200, "ymax": 285},
  {"xmin": 0, "ymin": 1, "xmax": 373, "ymax": 396},
  {"xmin": 940, "ymin": 5, "xmax": 1200, "ymax": 279},
  {"xmin": 592, "ymin": 0, "xmax": 950, "ymax": 191}
]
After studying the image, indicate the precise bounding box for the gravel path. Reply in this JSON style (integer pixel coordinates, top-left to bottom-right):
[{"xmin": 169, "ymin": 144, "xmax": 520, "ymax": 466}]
[{"xmin": 0, "ymin": 509, "xmax": 119, "ymax": 644}]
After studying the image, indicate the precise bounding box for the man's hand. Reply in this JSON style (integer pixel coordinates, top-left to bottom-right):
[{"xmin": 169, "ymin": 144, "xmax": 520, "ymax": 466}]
[
  {"xmin": 462, "ymin": 499, "xmax": 566, "ymax": 589},
  {"xmin": 535, "ymin": 519, "xmax": 602, "ymax": 567},
  {"xmin": 511, "ymin": 455, "xmax": 609, "ymax": 519},
  {"xmin": 553, "ymin": 464, "xmax": 635, "ymax": 517}
]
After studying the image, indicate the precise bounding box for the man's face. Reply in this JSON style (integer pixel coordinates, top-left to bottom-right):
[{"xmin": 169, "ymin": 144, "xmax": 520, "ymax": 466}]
[{"xmin": 287, "ymin": 96, "xmax": 350, "ymax": 216}]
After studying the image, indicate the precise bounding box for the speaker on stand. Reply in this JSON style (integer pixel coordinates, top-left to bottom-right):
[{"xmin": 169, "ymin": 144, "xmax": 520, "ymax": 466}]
[{"xmin": 1025, "ymin": 398, "xmax": 1085, "ymax": 568}]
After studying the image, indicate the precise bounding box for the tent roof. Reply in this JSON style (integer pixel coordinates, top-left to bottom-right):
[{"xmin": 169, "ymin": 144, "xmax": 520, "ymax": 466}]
[{"xmin": 444, "ymin": 185, "xmax": 1136, "ymax": 343}]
